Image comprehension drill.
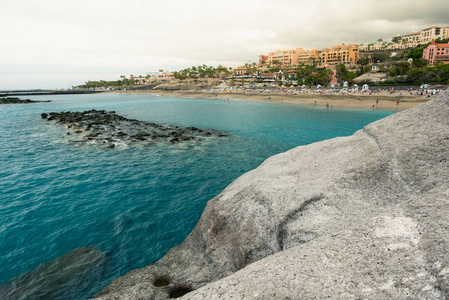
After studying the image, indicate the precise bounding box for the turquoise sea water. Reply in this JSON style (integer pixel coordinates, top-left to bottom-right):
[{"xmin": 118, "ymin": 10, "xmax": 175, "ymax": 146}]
[{"xmin": 0, "ymin": 93, "xmax": 395, "ymax": 299}]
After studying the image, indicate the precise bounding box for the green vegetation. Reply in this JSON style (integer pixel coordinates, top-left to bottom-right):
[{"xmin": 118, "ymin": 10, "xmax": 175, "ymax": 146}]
[
  {"xmin": 388, "ymin": 62, "xmax": 411, "ymax": 76},
  {"xmin": 407, "ymin": 64, "xmax": 449, "ymax": 85},
  {"xmin": 173, "ymin": 65, "xmax": 230, "ymax": 79},
  {"xmin": 381, "ymin": 63, "xmax": 449, "ymax": 85},
  {"xmin": 75, "ymin": 77, "xmax": 137, "ymax": 89},
  {"xmin": 434, "ymin": 37, "xmax": 449, "ymax": 44},
  {"xmin": 295, "ymin": 64, "xmax": 333, "ymax": 86},
  {"xmin": 342, "ymin": 42, "xmax": 449, "ymax": 86},
  {"xmin": 357, "ymin": 57, "xmax": 371, "ymax": 75},
  {"xmin": 371, "ymin": 52, "xmax": 390, "ymax": 62},
  {"xmin": 335, "ymin": 64, "xmax": 358, "ymax": 84},
  {"xmin": 373, "ymin": 44, "xmax": 448, "ymax": 85},
  {"xmin": 407, "ymin": 47, "xmax": 424, "ymax": 60}
]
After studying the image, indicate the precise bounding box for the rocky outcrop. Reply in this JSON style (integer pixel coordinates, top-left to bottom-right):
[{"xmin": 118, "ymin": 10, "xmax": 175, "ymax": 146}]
[
  {"xmin": 95, "ymin": 90, "xmax": 449, "ymax": 299},
  {"xmin": 42, "ymin": 110, "xmax": 228, "ymax": 148},
  {"xmin": 153, "ymin": 79, "xmax": 222, "ymax": 91},
  {"xmin": 353, "ymin": 71, "xmax": 388, "ymax": 83},
  {"xmin": 0, "ymin": 97, "xmax": 51, "ymax": 104},
  {"xmin": 1, "ymin": 247, "xmax": 106, "ymax": 300}
]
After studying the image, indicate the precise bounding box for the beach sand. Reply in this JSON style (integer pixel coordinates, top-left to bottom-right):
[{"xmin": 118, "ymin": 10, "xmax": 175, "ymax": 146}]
[{"xmin": 120, "ymin": 89, "xmax": 435, "ymax": 111}]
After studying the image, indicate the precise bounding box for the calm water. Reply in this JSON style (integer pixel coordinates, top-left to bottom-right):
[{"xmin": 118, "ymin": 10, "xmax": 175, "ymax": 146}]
[{"xmin": 0, "ymin": 93, "xmax": 394, "ymax": 299}]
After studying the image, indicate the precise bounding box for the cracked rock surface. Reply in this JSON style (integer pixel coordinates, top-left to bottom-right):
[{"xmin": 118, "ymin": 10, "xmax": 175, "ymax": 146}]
[{"xmin": 95, "ymin": 90, "xmax": 449, "ymax": 299}]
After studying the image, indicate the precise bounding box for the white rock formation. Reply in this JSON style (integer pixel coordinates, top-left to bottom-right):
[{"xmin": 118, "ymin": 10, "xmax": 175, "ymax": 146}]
[{"xmin": 96, "ymin": 89, "xmax": 449, "ymax": 299}]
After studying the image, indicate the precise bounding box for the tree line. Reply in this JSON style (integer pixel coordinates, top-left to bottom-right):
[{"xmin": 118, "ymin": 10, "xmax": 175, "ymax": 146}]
[{"xmin": 173, "ymin": 65, "xmax": 231, "ymax": 79}]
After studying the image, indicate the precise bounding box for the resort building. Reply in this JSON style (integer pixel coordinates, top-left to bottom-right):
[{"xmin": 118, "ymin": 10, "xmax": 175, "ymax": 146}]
[
  {"xmin": 388, "ymin": 31, "xmax": 422, "ymax": 49},
  {"xmin": 423, "ymin": 40, "xmax": 449, "ymax": 65},
  {"xmin": 391, "ymin": 31, "xmax": 420, "ymax": 44},
  {"xmin": 259, "ymin": 47, "xmax": 319, "ymax": 67},
  {"xmin": 157, "ymin": 73, "xmax": 175, "ymax": 81},
  {"xmin": 403, "ymin": 31, "xmax": 421, "ymax": 44},
  {"xmin": 232, "ymin": 65, "xmax": 251, "ymax": 76},
  {"xmin": 358, "ymin": 25, "xmax": 449, "ymax": 52},
  {"xmin": 296, "ymin": 47, "xmax": 320, "ymax": 65},
  {"xmin": 267, "ymin": 48, "xmax": 297, "ymax": 66},
  {"xmin": 319, "ymin": 44, "xmax": 359, "ymax": 65},
  {"xmin": 130, "ymin": 70, "xmax": 174, "ymax": 84},
  {"xmin": 420, "ymin": 25, "xmax": 449, "ymax": 43},
  {"xmin": 386, "ymin": 25, "xmax": 449, "ymax": 50},
  {"xmin": 258, "ymin": 55, "xmax": 269, "ymax": 66}
]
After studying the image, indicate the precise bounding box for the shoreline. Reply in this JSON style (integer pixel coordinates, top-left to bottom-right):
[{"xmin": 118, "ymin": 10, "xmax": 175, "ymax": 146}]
[{"xmin": 116, "ymin": 89, "xmax": 435, "ymax": 111}]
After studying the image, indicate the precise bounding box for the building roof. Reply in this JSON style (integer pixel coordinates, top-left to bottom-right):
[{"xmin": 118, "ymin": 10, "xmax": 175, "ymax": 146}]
[
  {"xmin": 422, "ymin": 25, "xmax": 449, "ymax": 31},
  {"xmin": 429, "ymin": 40, "xmax": 449, "ymax": 47}
]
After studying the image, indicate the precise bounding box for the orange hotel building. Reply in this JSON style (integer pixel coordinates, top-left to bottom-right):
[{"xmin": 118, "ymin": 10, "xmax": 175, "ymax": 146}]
[
  {"xmin": 259, "ymin": 44, "xmax": 359, "ymax": 67},
  {"xmin": 319, "ymin": 44, "xmax": 359, "ymax": 65},
  {"xmin": 259, "ymin": 47, "xmax": 320, "ymax": 67}
]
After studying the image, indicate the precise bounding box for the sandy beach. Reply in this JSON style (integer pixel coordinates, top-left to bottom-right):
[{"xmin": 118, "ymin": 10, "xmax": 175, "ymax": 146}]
[{"xmin": 121, "ymin": 89, "xmax": 436, "ymax": 111}]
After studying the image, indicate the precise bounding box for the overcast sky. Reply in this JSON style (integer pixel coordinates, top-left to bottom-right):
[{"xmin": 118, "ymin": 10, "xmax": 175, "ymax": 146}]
[{"xmin": 1, "ymin": 0, "xmax": 448, "ymax": 90}]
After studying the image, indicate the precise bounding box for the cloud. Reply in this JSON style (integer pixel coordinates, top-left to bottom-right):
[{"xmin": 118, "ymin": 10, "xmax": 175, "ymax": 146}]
[{"xmin": 1, "ymin": 0, "xmax": 448, "ymax": 89}]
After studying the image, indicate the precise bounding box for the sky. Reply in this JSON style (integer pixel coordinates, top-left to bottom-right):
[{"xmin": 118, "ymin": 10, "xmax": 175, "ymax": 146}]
[{"xmin": 1, "ymin": 0, "xmax": 448, "ymax": 90}]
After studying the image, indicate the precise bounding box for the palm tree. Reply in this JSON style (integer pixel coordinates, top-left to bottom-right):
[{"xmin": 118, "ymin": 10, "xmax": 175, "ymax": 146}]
[{"xmin": 377, "ymin": 38, "xmax": 383, "ymax": 47}]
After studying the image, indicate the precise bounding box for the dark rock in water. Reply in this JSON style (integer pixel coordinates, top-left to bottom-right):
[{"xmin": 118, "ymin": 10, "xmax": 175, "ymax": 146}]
[
  {"xmin": 0, "ymin": 97, "xmax": 51, "ymax": 104},
  {"xmin": 0, "ymin": 247, "xmax": 107, "ymax": 300},
  {"xmin": 94, "ymin": 90, "xmax": 449, "ymax": 299},
  {"xmin": 42, "ymin": 109, "xmax": 229, "ymax": 148}
]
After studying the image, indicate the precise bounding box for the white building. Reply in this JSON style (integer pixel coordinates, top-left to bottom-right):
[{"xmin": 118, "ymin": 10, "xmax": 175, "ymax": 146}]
[{"xmin": 420, "ymin": 25, "xmax": 449, "ymax": 43}]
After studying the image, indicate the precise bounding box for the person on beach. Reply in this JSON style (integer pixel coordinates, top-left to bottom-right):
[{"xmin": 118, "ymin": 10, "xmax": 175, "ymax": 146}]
[{"xmin": 376, "ymin": 99, "xmax": 379, "ymax": 105}]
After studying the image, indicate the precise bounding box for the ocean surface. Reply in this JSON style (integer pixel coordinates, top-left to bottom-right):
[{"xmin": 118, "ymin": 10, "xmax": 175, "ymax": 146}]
[{"xmin": 0, "ymin": 93, "xmax": 395, "ymax": 299}]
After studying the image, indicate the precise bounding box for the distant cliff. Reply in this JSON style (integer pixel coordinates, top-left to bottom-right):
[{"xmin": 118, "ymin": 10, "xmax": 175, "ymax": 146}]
[{"xmin": 95, "ymin": 89, "xmax": 449, "ymax": 299}]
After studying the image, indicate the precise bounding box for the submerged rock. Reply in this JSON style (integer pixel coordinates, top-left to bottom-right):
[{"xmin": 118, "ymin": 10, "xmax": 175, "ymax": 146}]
[
  {"xmin": 94, "ymin": 89, "xmax": 449, "ymax": 299},
  {"xmin": 42, "ymin": 109, "xmax": 228, "ymax": 148},
  {"xmin": 1, "ymin": 247, "xmax": 107, "ymax": 300}
]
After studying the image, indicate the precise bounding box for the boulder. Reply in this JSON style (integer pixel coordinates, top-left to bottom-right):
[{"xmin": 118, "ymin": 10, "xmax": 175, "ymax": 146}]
[{"xmin": 95, "ymin": 90, "xmax": 449, "ymax": 299}]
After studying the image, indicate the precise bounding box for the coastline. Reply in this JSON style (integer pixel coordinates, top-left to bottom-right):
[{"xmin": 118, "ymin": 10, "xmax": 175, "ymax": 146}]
[{"xmin": 116, "ymin": 89, "xmax": 434, "ymax": 111}]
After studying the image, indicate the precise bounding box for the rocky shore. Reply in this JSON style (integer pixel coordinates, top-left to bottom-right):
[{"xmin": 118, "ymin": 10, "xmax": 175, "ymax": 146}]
[
  {"xmin": 0, "ymin": 97, "xmax": 51, "ymax": 104},
  {"xmin": 42, "ymin": 109, "xmax": 228, "ymax": 148},
  {"xmin": 95, "ymin": 89, "xmax": 449, "ymax": 299}
]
